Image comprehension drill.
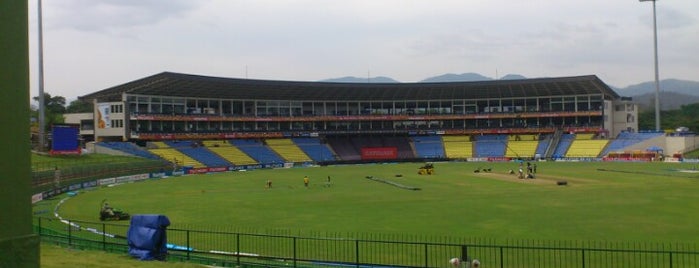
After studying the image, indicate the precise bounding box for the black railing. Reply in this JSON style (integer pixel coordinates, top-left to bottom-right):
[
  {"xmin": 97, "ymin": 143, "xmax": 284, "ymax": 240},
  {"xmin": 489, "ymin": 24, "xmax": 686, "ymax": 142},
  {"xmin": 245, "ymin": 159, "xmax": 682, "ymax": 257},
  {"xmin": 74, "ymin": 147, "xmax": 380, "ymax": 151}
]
[
  {"xmin": 34, "ymin": 217, "xmax": 698, "ymax": 268},
  {"xmin": 32, "ymin": 160, "xmax": 170, "ymax": 192}
]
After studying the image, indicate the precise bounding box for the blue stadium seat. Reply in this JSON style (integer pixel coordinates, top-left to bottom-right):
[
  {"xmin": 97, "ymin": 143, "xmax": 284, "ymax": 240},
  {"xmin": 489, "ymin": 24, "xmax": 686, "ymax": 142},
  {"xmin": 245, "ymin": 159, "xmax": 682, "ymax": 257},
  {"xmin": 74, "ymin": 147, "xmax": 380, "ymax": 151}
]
[
  {"xmin": 178, "ymin": 147, "xmax": 233, "ymax": 167},
  {"xmin": 474, "ymin": 135, "xmax": 507, "ymax": 157},
  {"xmin": 412, "ymin": 136, "xmax": 445, "ymax": 158},
  {"xmin": 97, "ymin": 142, "xmax": 161, "ymax": 160},
  {"xmin": 551, "ymin": 134, "xmax": 575, "ymax": 159},
  {"xmin": 601, "ymin": 132, "xmax": 664, "ymax": 156},
  {"xmin": 535, "ymin": 135, "xmax": 551, "ymax": 156},
  {"xmin": 230, "ymin": 139, "xmax": 285, "ymax": 165},
  {"xmin": 292, "ymin": 138, "xmax": 336, "ymax": 162}
]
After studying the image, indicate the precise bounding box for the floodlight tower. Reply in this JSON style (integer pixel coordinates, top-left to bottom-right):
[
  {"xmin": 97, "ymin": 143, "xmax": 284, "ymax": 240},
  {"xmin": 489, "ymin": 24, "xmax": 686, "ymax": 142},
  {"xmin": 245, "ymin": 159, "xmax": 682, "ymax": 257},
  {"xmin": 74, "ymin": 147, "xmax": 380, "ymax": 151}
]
[
  {"xmin": 639, "ymin": 0, "xmax": 661, "ymax": 131},
  {"xmin": 38, "ymin": 0, "xmax": 46, "ymax": 150}
]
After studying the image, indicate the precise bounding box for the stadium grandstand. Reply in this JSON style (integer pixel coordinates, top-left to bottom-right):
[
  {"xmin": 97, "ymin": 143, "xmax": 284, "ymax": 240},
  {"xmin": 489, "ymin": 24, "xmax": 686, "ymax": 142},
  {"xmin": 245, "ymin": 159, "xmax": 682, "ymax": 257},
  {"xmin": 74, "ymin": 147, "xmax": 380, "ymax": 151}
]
[{"xmin": 66, "ymin": 71, "xmax": 694, "ymax": 170}]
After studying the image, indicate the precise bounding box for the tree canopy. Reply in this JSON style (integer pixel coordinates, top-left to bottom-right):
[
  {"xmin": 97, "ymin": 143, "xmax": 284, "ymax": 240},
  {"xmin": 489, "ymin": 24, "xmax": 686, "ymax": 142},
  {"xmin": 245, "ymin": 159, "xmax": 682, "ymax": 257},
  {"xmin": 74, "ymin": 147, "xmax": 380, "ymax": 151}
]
[
  {"xmin": 31, "ymin": 93, "xmax": 65, "ymax": 130},
  {"xmin": 33, "ymin": 93, "xmax": 66, "ymax": 114},
  {"xmin": 66, "ymin": 99, "xmax": 93, "ymax": 113},
  {"xmin": 638, "ymin": 103, "xmax": 699, "ymax": 132}
]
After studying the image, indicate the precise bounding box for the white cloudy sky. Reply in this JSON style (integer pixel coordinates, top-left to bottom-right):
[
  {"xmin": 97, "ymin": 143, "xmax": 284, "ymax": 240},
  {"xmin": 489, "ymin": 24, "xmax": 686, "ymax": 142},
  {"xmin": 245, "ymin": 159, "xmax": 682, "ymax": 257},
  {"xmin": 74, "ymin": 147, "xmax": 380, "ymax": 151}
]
[{"xmin": 28, "ymin": 0, "xmax": 698, "ymax": 101}]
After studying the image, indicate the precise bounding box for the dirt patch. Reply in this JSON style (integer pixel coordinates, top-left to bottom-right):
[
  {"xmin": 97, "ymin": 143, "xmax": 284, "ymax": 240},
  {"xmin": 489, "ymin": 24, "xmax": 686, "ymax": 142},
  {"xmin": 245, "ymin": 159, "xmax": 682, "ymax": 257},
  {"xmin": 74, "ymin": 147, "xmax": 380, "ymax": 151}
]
[
  {"xmin": 473, "ymin": 172, "xmax": 576, "ymax": 186},
  {"xmin": 473, "ymin": 172, "xmax": 549, "ymax": 184}
]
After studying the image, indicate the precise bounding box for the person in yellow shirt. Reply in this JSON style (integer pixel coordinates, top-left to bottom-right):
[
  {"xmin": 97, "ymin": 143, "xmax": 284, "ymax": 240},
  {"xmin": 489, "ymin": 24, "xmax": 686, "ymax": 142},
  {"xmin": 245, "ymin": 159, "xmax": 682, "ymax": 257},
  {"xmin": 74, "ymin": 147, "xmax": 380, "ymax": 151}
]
[{"xmin": 303, "ymin": 176, "xmax": 309, "ymax": 188}]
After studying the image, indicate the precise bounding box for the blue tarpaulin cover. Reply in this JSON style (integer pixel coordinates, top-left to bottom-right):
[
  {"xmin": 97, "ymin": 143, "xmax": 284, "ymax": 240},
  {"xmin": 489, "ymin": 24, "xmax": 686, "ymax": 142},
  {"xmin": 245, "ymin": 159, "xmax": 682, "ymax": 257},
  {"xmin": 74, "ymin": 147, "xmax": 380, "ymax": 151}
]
[{"xmin": 127, "ymin": 214, "xmax": 170, "ymax": 261}]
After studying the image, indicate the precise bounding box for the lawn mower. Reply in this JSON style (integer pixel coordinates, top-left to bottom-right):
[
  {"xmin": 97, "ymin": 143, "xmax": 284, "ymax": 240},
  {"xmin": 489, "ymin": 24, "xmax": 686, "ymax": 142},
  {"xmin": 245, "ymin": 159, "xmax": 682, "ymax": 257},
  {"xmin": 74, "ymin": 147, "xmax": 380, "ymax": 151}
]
[{"xmin": 99, "ymin": 199, "xmax": 130, "ymax": 221}]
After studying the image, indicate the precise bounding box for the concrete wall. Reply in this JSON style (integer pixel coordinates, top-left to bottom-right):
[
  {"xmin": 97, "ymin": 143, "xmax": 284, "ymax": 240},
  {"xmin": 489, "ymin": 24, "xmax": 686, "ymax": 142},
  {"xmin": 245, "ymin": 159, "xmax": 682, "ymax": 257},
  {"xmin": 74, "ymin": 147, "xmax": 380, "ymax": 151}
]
[
  {"xmin": 92, "ymin": 143, "xmax": 134, "ymax": 157},
  {"xmin": 64, "ymin": 112, "xmax": 94, "ymax": 136},
  {"xmin": 609, "ymin": 100, "xmax": 638, "ymax": 138},
  {"xmin": 666, "ymin": 135, "xmax": 699, "ymax": 155},
  {"xmin": 619, "ymin": 135, "xmax": 667, "ymax": 153},
  {"xmin": 614, "ymin": 135, "xmax": 698, "ymax": 156}
]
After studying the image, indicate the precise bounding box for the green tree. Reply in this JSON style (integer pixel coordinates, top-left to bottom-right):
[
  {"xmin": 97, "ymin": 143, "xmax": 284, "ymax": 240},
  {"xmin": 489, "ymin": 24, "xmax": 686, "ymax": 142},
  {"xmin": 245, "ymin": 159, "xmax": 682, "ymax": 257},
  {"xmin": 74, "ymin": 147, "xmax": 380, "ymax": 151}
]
[
  {"xmin": 31, "ymin": 93, "xmax": 65, "ymax": 130},
  {"xmin": 33, "ymin": 93, "xmax": 66, "ymax": 114},
  {"xmin": 637, "ymin": 110, "xmax": 655, "ymax": 131},
  {"xmin": 66, "ymin": 99, "xmax": 93, "ymax": 113},
  {"xmin": 677, "ymin": 103, "xmax": 699, "ymax": 132},
  {"xmin": 638, "ymin": 103, "xmax": 699, "ymax": 132}
]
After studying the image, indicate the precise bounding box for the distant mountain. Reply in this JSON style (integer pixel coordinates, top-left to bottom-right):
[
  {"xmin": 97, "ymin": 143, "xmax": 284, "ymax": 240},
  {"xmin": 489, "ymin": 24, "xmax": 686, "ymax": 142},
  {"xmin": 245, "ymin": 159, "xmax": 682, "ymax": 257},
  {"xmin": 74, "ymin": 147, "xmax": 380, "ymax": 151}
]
[
  {"xmin": 419, "ymin": 73, "xmax": 492, "ymax": 83},
  {"xmin": 319, "ymin": 74, "xmax": 699, "ymax": 110},
  {"xmin": 615, "ymin": 79, "xmax": 699, "ymax": 97},
  {"xmin": 321, "ymin": 73, "xmax": 529, "ymax": 83},
  {"xmin": 630, "ymin": 91, "xmax": 699, "ymax": 111},
  {"xmin": 500, "ymin": 74, "xmax": 527, "ymax": 80},
  {"xmin": 320, "ymin": 76, "xmax": 399, "ymax": 83},
  {"xmin": 613, "ymin": 79, "xmax": 699, "ymax": 111}
]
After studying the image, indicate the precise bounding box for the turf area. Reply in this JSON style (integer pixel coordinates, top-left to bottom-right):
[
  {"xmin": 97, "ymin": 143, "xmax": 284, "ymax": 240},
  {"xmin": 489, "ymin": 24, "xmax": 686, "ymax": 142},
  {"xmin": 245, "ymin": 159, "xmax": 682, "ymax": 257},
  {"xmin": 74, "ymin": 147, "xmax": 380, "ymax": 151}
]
[
  {"xmin": 51, "ymin": 161, "xmax": 699, "ymax": 243},
  {"xmin": 40, "ymin": 243, "xmax": 202, "ymax": 268},
  {"xmin": 684, "ymin": 149, "xmax": 699, "ymax": 159}
]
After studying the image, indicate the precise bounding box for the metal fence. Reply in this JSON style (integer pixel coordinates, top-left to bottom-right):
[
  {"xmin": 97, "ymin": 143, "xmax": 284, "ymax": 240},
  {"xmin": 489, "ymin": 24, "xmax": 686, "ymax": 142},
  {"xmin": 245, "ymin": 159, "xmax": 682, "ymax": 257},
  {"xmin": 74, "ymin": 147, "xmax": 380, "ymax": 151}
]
[
  {"xmin": 31, "ymin": 159, "xmax": 170, "ymax": 192},
  {"xmin": 34, "ymin": 217, "xmax": 698, "ymax": 268}
]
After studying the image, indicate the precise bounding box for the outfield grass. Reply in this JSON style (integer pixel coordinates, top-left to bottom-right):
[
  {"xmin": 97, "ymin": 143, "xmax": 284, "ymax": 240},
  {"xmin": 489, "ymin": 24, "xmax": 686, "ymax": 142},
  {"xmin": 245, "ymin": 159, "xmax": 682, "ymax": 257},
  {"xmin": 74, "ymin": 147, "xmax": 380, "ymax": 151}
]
[
  {"xmin": 40, "ymin": 243, "xmax": 202, "ymax": 268},
  {"xmin": 684, "ymin": 149, "xmax": 699, "ymax": 159},
  {"xmin": 50, "ymin": 161, "xmax": 699, "ymax": 244}
]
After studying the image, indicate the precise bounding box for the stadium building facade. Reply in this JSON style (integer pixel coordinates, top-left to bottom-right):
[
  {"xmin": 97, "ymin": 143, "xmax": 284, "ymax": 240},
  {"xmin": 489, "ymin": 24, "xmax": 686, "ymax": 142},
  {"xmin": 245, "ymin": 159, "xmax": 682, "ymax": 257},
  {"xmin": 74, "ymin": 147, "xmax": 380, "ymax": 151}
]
[
  {"xmin": 72, "ymin": 72, "xmax": 658, "ymax": 166},
  {"xmin": 81, "ymin": 72, "xmax": 635, "ymax": 141}
]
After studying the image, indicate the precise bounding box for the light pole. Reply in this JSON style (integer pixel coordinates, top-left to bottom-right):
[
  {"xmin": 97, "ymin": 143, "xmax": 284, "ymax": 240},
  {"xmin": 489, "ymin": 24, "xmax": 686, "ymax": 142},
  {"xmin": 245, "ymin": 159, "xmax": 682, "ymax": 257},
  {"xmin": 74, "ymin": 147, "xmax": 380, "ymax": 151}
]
[
  {"xmin": 38, "ymin": 0, "xmax": 46, "ymax": 149},
  {"xmin": 639, "ymin": 0, "xmax": 661, "ymax": 131}
]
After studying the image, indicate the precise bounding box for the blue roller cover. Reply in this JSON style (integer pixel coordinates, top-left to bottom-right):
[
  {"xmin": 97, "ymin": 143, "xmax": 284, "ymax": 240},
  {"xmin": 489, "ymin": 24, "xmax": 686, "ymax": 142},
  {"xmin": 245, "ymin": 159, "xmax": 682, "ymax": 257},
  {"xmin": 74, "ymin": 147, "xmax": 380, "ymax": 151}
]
[{"xmin": 127, "ymin": 214, "xmax": 171, "ymax": 261}]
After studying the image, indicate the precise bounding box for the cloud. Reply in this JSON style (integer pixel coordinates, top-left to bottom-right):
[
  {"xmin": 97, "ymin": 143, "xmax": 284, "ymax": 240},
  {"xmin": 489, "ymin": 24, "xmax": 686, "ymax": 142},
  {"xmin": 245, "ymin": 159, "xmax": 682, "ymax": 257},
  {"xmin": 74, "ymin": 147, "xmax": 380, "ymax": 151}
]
[
  {"xmin": 638, "ymin": 7, "xmax": 696, "ymax": 30},
  {"xmin": 45, "ymin": 0, "xmax": 207, "ymax": 32},
  {"xmin": 659, "ymin": 8, "xmax": 696, "ymax": 29},
  {"xmin": 28, "ymin": 0, "xmax": 699, "ymax": 100}
]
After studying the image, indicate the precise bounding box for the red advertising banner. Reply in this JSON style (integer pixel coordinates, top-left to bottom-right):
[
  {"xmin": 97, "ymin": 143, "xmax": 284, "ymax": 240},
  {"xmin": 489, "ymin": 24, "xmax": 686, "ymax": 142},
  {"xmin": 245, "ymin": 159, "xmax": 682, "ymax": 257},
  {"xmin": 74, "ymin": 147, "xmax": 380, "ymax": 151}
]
[
  {"xmin": 361, "ymin": 147, "xmax": 398, "ymax": 160},
  {"xmin": 187, "ymin": 167, "xmax": 229, "ymax": 174},
  {"xmin": 49, "ymin": 148, "xmax": 82, "ymax": 156},
  {"xmin": 486, "ymin": 157, "xmax": 511, "ymax": 162}
]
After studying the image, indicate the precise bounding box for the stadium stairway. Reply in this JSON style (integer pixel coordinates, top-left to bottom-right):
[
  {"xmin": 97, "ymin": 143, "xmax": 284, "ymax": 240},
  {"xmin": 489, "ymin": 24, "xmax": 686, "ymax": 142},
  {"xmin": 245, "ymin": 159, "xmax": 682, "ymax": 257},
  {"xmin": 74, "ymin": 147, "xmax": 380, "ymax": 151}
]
[
  {"xmin": 551, "ymin": 134, "xmax": 575, "ymax": 159},
  {"xmin": 265, "ymin": 138, "xmax": 312, "ymax": 163},
  {"xmin": 535, "ymin": 134, "xmax": 551, "ymax": 158},
  {"xmin": 442, "ymin": 135, "xmax": 473, "ymax": 159},
  {"xmin": 544, "ymin": 130, "xmax": 563, "ymax": 159}
]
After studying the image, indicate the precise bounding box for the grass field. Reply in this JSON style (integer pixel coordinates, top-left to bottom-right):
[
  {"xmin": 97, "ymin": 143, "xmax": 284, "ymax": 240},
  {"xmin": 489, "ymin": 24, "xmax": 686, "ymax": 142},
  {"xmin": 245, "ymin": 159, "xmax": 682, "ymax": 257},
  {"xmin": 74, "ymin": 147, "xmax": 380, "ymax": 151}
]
[
  {"xmin": 49, "ymin": 161, "xmax": 699, "ymax": 244},
  {"xmin": 40, "ymin": 243, "xmax": 202, "ymax": 268},
  {"xmin": 684, "ymin": 149, "xmax": 699, "ymax": 159}
]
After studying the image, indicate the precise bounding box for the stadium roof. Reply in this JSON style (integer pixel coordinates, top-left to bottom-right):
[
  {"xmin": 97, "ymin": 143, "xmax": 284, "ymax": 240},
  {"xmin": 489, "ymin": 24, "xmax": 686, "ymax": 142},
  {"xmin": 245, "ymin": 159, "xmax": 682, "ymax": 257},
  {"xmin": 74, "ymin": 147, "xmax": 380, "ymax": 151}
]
[{"xmin": 80, "ymin": 72, "xmax": 621, "ymax": 102}]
